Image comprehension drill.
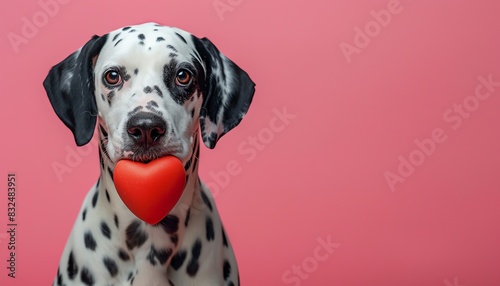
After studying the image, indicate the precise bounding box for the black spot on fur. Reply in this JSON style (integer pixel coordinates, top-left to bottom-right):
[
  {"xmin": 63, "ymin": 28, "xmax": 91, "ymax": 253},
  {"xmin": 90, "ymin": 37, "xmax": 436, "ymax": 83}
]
[
  {"xmin": 201, "ymin": 190, "xmax": 213, "ymax": 212},
  {"xmin": 99, "ymin": 124, "xmax": 108, "ymax": 137},
  {"xmin": 91, "ymin": 190, "xmax": 98, "ymax": 208},
  {"xmin": 139, "ymin": 41, "xmax": 144, "ymax": 45},
  {"xmin": 101, "ymin": 221, "xmax": 111, "ymax": 239},
  {"xmin": 103, "ymin": 257, "xmax": 119, "ymax": 277},
  {"xmin": 157, "ymin": 248, "xmax": 172, "ymax": 265},
  {"xmin": 134, "ymin": 68, "xmax": 138, "ymax": 75},
  {"xmin": 128, "ymin": 106, "xmax": 143, "ymax": 117},
  {"xmin": 84, "ymin": 232, "xmax": 96, "ymax": 251},
  {"xmin": 185, "ymin": 208, "xmax": 191, "ymax": 227},
  {"xmin": 157, "ymin": 37, "xmax": 165, "ymax": 42},
  {"xmin": 166, "ymin": 45, "xmax": 178, "ymax": 52},
  {"xmin": 126, "ymin": 220, "xmax": 148, "ymax": 250},
  {"xmin": 191, "ymin": 108, "xmax": 195, "ymax": 118},
  {"xmin": 175, "ymin": 32, "xmax": 187, "ymax": 43},
  {"xmin": 223, "ymin": 260, "xmax": 231, "ymax": 280},
  {"xmin": 228, "ymin": 282, "xmax": 235, "ymax": 286},
  {"xmin": 154, "ymin": 85, "xmax": 163, "ymax": 97},
  {"xmin": 147, "ymin": 100, "xmax": 159, "ymax": 108},
  {"xmin": 122, "ymin": 26, "xmax": 131, "ymax": 31},
  {"xmin": 107, "ymin": 167, "xmax": 114, "ymax": 181},
  {"xmin": 138, "ymin": 33, "xmax": 145, "ymax": 40},
  {"xmin": 206, "ymin": 217, "xmax": 215, "ymax": 241},
  {"xmin": 105, "ymin": 189, "xmax": 110, "ymax": 203},
  {"xmin": 156, "ymin": 215, "xmax": 179, "ymax": 234},
  {"xmin": 147, "ymin": 246, "xmax": 157, "ymax": 266},
  {"xmin": 129, "ymin": 29, "xmax": 136, "ymax": 33},
  {"xmin": 186, "ymin": 239, "xmax": 202, "ymax": 277},
  {"xmin": 169, "ymin": 280, "xmax": 175, "ymax": 286},
  {"xmin": 99, "ymin": 150, "xmax": 104, "ymax": 169},
  {"xmin": 114, "ymin": 214, "xmax": 119, "ymax": 228},
  {"xmin": 117, "ymin": 66, "xmax": 131, "ymax": 82},
  {"xmin": 184, "ymin": 158, "xmax": 192, "ymax": 171},
  {"xmin": 114, "ymin": 39, "xmax": 122, "ymax": 47},
  {"xmin": 170, "ymin": 250, "xmax": 187, "ymax": 270},
  {"xmin": 170, "ymin": 234, "xmax": 178, "ymax": 245},
  {"xmin": 169, "ymin": 52, "xmax": 178, "ymax": 58},
  {"xmin": 112, "ymin": 33, "xmax": 121, "ymax": 41},
  {"xmin": 127, "ymin": 272, "xmax": 134, "ymax": 281},
  {"xmin": 80, "ymin": 267, "xmax": 94, "ymax": 286},
  {"xmin": 147, "ymin": 246, "xmax": 172, "ymax": 266},
  {"xmin": 222, "ymin": 227, "xmax": 228, "ymax": 247},
  {"xmin": 67, "ymin": 251, "xmax": 78, "ymax": 279},
  {"xmin": 144, "ymin": 86, "xmax": 153, "ymax": 93},
  {"xmin": 57, "ymin": 267, "xmax": 63, "ymax": 285},
  {"xmin": 107, "ymin": 91, "xmax": 115, "ymax": 106},
  {"xmin": 118, "ymin": 248, "xmax": 130, "ymax": 261},
  {"xmin": 100, "ymin": 93, "xmax": 105, "ymax": 101},
  {"xmin": 82, "ymin": 208, "xmax": 87, "ymax": 221}
]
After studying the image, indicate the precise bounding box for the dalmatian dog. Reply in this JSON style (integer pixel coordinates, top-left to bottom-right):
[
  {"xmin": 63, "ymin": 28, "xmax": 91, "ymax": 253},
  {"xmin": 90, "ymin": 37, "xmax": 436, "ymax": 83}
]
[{"xmin": 43, "ymin": 22, "xmax": 255, "ymax": 286}]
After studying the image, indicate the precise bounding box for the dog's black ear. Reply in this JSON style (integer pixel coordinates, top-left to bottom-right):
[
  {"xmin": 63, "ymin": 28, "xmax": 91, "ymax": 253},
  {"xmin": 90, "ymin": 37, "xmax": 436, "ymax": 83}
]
[
  {"xmin": 43, "ymin": 34, "xmax": 108, "ymax": 146},
  {"xmin": 193, "ymin": 37, "xmax": 256, "ymax": 149}
]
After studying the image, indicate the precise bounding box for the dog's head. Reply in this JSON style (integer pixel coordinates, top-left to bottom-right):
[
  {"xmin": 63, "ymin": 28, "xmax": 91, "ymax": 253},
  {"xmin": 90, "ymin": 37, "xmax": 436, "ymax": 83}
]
[{"xmin": 43, "ymin": 22, "xmax": 255, "ymax": 163}]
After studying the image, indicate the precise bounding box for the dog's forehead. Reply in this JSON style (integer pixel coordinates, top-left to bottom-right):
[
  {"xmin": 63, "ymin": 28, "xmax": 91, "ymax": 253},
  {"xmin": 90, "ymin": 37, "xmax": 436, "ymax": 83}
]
[{"xmin": 100, "ymin": 22, "xmax": 199, "ymax": 62}]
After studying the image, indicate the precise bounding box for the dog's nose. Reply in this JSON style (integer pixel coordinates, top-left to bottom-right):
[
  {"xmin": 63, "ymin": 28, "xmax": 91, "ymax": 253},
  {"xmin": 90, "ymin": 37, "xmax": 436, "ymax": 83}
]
[{"xmin": 127, "ymin": 112, "xmax": 166, "ymax": 146}]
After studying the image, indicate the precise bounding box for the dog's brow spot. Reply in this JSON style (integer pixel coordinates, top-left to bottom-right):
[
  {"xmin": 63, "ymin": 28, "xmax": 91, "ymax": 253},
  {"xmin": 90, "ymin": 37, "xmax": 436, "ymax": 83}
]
[
  {"xmin": 166, "ymin": 45, "xmax": 178, "ymax": 52},
  {"xmin": 122, "ymin": 26, "xmax": 131, "ymax": 31},
  {"xmin": 112, "ymin": 33, "xmax": 121, "ymax": 41},
  {"xmin": 144, "ymin": 86, "xmax": 153, "ymax": 93},
  {"xmin": 157, "ymin": 37, "xmax": 165, "ymax": 42},
  {"xmin": 153, "ymin": 28, "xmax": 158, "ymax": 31},
  {"xmin": 138, "ymin": 33, "xmax": 145, "ymax": 40},
  {"xmin": 114, "ymin": 39, "xmax": 122, "ymax": 47},
  {"xmin": 175, "ymin": 32, "xmax": 187, "ymax": 43},
  {"xmin": 128, "ymin": 29, "xmax": 136, "ymax": 33}
]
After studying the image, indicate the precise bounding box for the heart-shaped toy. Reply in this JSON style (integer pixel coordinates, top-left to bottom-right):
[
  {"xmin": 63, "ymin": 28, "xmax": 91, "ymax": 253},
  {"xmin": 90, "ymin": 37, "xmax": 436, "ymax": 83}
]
[{"xmin": 114, "ymin": 156, "xmax": 186, "ymax": 225}]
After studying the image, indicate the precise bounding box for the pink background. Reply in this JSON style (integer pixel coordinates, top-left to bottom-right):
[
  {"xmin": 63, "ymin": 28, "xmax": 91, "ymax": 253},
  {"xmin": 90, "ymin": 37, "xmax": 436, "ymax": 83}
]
[{"xmin": 1, "ymin": 0, "xmax": 500, "ymax": 285}]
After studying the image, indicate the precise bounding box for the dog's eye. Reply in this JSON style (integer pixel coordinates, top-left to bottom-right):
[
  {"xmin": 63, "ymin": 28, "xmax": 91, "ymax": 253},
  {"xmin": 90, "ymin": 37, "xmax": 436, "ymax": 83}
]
[
  {"xmin": 175, "ymin": 69, "xmax": 192, "ymax": 86},
  {"xmin": 103, "ymin": 70, "xmax": 122, "ymax": 86}
]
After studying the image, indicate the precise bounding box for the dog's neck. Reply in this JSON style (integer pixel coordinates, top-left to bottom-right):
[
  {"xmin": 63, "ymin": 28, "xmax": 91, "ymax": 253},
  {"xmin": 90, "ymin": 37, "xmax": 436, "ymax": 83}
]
[{"xmin": 96, "ymin": 131, "xmax": 202, "ymax": 226}]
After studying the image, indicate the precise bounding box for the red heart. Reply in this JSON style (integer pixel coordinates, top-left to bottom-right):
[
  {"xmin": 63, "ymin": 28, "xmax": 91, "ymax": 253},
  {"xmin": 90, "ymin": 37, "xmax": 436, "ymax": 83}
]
[{"xmin": 114, "ymin": 156, "xmax": 186, "ymax": 225}]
